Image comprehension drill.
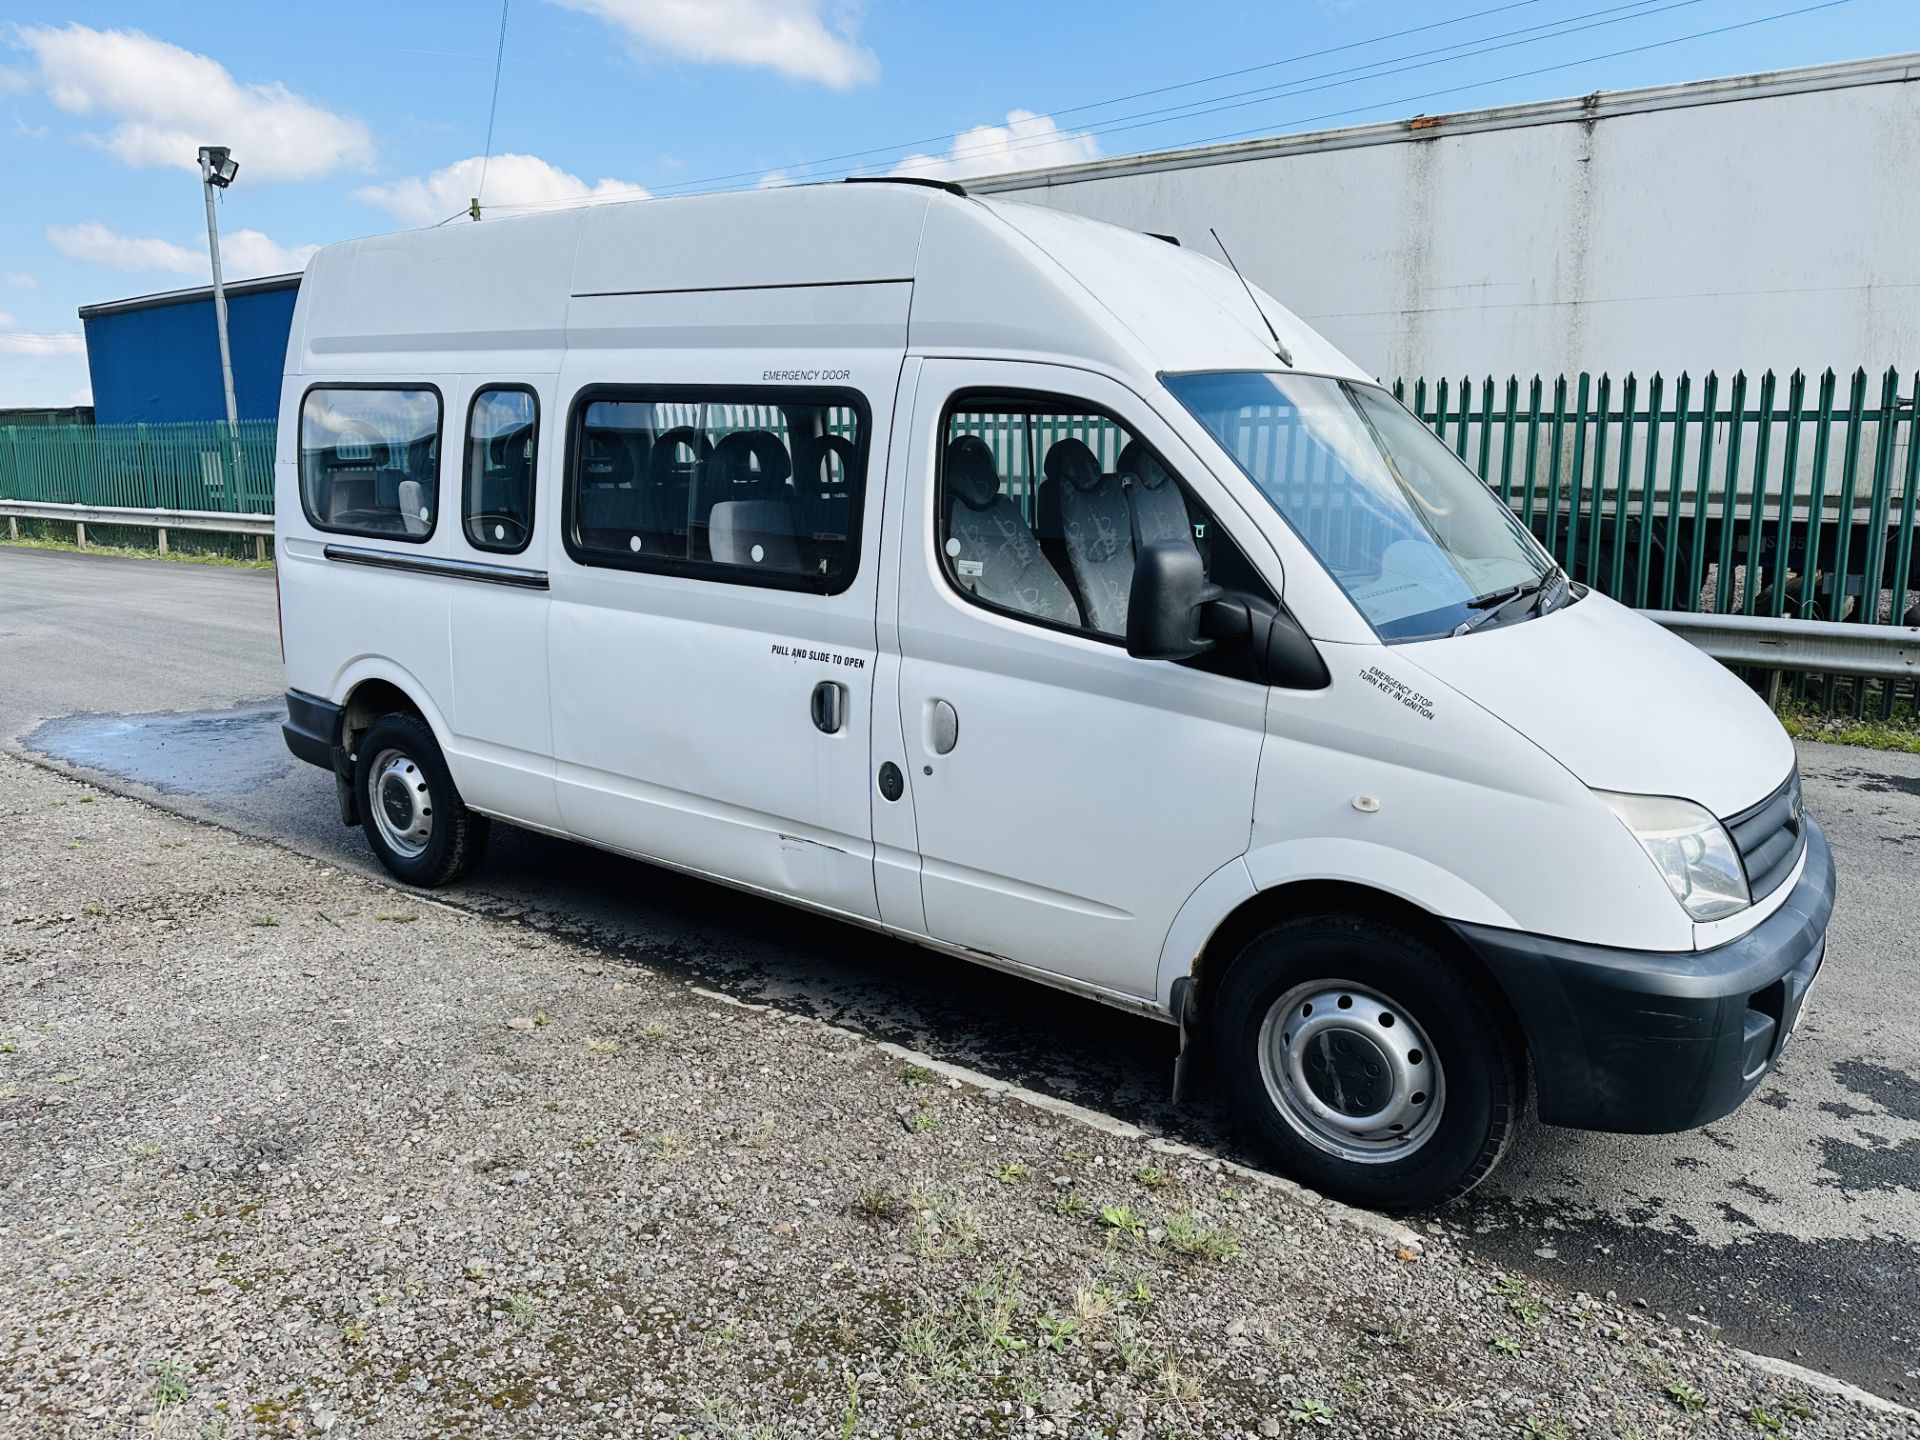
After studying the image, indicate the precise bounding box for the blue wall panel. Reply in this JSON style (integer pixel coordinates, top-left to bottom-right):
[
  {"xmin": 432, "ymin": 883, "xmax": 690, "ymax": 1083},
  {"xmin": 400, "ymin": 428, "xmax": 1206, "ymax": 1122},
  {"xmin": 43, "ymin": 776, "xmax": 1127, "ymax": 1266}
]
[{"xmin": 83, "ymin": 284, "xmax": 298, "ymax": 425}]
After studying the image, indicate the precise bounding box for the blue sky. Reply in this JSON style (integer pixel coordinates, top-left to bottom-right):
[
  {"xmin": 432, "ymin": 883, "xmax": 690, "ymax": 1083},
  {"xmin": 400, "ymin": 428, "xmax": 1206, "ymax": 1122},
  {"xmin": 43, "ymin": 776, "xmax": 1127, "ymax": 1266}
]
[{"xmin": 1, "ymin": 0, "xmax": 1912, "ymax": 406}]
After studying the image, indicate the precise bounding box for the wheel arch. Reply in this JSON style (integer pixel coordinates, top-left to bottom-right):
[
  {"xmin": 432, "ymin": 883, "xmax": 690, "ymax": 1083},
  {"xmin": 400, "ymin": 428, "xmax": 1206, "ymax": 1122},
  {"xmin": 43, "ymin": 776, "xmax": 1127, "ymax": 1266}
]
[
  {"xmin": 329, "ymin": 663, "xmax": 449, "ymax": 764},
  {"xmin": 1163, "ymin": 868, "xmax": 1531, "ymax": 1079}
]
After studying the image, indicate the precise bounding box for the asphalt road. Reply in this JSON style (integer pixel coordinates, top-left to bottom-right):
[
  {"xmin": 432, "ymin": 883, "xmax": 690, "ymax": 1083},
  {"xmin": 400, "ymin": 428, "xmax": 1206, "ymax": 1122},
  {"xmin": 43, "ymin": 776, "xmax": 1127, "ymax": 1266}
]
[{"xmin": 4, "ymin": 544, "xmax": 1917, "ymax": 1400}]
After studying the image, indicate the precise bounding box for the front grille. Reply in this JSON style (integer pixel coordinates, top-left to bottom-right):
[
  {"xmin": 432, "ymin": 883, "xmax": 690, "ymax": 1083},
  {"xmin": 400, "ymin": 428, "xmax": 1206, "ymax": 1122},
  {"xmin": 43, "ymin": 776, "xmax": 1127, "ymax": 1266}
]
[{"xmin": 1724, "ymin": 768, "xmax": 1806, "ymax": 904}]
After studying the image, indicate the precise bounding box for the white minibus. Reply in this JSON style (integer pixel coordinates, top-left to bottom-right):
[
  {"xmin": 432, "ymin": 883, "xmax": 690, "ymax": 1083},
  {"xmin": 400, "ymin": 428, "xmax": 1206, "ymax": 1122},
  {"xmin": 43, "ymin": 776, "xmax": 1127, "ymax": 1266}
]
[{"xmin": 276, "ymin": 179, "xmax": 1832, "ymax": 1208}]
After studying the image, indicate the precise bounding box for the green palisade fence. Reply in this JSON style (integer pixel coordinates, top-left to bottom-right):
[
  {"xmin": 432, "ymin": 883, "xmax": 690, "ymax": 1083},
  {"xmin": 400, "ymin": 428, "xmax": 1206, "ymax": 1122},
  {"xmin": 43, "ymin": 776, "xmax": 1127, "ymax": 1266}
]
[
  {"xmin": 3, "ymin": 374, "xmax": 1916, "ymax": 645},
  {"xmin": 1397, "ymin": 369, "xmax": 1919, "ymax": 633},
  {"xmin": 0, "ymin": 420, "xmax": 276, "ymax": 514}
]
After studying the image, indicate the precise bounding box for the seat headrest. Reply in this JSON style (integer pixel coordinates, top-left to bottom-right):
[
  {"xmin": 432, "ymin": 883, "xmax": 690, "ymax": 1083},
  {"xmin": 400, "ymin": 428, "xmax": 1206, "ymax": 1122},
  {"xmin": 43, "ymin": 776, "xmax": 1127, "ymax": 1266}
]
[
  {"xmin": 1044, "ymin": 437, "xmax": 1104, "ymax": 494},
  {"xmin": 1118, "ymin": 439, "xmax": 1174, "ymax": 490},
  {"xmin": 582, "ymin": 433, "xmax": 633, "ymax": 486},
  {"xmin": 711, "ymin": 429, "xmax": 792, "ymax": 489},
  {"xmin": 793, "ymin": 433, "xmax": 858, "ymax": 490},
  {"xmin": 945, "ymin": 435, "xmax": 1000, "ymax": 510},
  {"xmin": 648, "ymin": 426, "xmax": 704, "ymax": 483}
]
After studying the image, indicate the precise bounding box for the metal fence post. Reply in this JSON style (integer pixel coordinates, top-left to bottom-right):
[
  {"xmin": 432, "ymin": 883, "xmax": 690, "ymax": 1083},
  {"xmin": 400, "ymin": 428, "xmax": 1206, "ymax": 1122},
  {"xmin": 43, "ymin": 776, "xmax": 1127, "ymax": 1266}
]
[{"xmin": 216, "ymin": 421, "xmax": 238, "ymax": 507}]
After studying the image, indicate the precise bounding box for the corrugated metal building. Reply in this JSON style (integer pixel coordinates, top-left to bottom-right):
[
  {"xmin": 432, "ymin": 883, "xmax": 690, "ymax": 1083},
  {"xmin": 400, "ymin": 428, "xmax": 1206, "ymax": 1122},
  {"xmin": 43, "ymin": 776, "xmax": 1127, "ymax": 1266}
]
[
  {"xmin": 77, "ymin": 273, "xmax": 300, "ymax": 425},
  {"xmin": 974, "ymin": 54, "xmax": 1920, "ymax": 382}
]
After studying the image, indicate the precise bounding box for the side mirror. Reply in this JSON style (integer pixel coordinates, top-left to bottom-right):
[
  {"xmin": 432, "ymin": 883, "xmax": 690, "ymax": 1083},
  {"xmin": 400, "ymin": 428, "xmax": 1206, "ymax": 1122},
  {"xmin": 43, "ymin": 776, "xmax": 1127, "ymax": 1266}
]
[
  {"xmin": 1127, "ymin": 541, "xmax": 1219, "ymax": 659},
  {"xmin": 1128, "ymin": 539, "xmax": 1332, "ymax": 690}
]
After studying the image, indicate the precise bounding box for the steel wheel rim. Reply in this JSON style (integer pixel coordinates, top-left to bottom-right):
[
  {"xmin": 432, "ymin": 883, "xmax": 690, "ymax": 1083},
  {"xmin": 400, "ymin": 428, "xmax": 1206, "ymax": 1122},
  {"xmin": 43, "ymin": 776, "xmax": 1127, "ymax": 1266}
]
[
  {"xmin": 368, "ymin": 747, "xmax": 433, "ymax": 860},
  {"xmin": 1257, "ymin": 980, "xmax": 1446, "ymax": 1165}
]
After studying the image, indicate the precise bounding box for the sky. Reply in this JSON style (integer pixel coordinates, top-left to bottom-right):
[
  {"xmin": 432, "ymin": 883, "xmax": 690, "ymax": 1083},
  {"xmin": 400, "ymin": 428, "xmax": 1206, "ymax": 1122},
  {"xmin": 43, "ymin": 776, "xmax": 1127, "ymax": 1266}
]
[{"xmin": 0, "ymin": 0, "xmax": 1912, "ymax": 407}]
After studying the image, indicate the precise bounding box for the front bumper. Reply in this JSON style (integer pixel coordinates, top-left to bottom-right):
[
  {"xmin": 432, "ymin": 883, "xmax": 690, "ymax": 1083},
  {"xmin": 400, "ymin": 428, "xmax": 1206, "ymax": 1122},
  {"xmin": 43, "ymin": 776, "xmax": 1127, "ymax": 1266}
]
[{"xmin": 1450, "ymin": 816, "xmax": 1835, "ymax": 1133}]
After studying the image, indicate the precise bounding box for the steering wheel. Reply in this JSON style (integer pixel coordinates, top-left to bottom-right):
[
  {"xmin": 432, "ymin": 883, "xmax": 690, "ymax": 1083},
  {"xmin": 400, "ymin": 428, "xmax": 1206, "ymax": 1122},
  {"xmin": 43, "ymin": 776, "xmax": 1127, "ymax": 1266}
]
[{"xmin": 469, "ymin": 511, "xmax": 529, "ymax": 549}]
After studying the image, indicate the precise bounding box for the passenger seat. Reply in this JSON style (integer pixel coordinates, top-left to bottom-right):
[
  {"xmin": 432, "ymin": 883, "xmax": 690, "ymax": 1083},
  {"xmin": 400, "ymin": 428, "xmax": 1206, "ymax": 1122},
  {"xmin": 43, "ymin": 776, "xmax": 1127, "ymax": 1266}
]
[
  {"xmin": 1117, "ymin": 440, "xmax": 1194, "ymax": 549},
  {"xmin": 708, "ymin": 500, "xmax": 802, "ymax": 572},
  {"xmin": 792, "ymin": 433, "xmax": 858, "ymax": 576},
  {"xmin": 945, "ymin": 436, "xmax": 1081, "ymax": 627},
  {"xmin": 1047, "ymin": 438, "xmax": 1135, "ymax": 635},
  {"xmin": 693, "ymin": 430, "xmax": 792, "ymax": 561}
]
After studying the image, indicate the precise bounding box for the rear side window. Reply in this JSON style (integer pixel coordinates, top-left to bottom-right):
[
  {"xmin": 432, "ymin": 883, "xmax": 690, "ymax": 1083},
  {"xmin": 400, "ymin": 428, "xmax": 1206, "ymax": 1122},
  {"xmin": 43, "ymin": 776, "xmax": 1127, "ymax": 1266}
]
[
  {"xmin": 299, "ymin": 386, "xmax": 442, "ymax": 542},
  {"xmin": 566, "ymin": 388, "xmax": 867, "ymax": 593},
  {"xmin": 464, "ymin": 387, "xmax": 538, "ymax": 553}
]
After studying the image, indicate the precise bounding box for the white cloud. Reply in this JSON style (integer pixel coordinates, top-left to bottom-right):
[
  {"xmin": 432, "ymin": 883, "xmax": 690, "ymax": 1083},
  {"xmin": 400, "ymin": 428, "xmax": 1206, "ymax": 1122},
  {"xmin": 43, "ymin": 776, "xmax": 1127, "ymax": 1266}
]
[
  {"xmin": 17, "ymin": 24, "xmax": 373, "ymax": 180},
  {"xmin": 0, "ymin": 65, "xmax": 28, "ymax": 96},
  {"xmin": 222, "ymin": 229, "xmax": 319, "ymax": 279},
  {"xmin": 0, "ymin": 310, "xmax": 13, "ymax": 327},
  {"xmin": 3, "ymin": 273, "xmax": 37, "ymax": 290},
  {"xmin": 355, "ymin": 152, "xmax": 647, "ymax": 226},
  {"xmin": 552, "ymin": 0, "xmax": 877, "ymax": 88},
  {"xmin": 0, "ymin": 330, "xmax": 86, "ymax": 357},
  {"xmin": 46, "ymin": 221, "xmax": 315, "ymax": 281},
  {"xmin": 48, "ymin": 222, "xmax": 201, "ymax": 275},
  {"xmin": 892, "ymin": 110, "xmax": 1101, "ymax": 182},
  {"xmin": 756, "ymin": 169, "xmax": 791, "ymax": 189}
]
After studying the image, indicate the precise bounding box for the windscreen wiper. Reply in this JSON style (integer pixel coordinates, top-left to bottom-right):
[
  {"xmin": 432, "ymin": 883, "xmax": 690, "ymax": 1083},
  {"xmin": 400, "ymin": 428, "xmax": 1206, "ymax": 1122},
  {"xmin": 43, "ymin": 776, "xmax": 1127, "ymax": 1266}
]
[
  {"xmin": 1526, "ymin": 565, "xmax": 1570, "ymax": 617},
  {"xmin": 1451, "ymin": 573, "xmax": 1554, "ymax": 636},
  {"xmin": 1465, "ymin": 584, "xmax": 1525, "ymax": 610}
]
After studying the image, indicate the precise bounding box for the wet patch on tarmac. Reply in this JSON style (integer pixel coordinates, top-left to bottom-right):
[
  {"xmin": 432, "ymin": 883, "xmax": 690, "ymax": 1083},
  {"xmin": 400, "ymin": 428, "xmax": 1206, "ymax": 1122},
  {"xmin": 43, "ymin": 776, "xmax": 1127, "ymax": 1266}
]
[
  {"xmin": 24, "ymin": 702, "xmax": 286, "ymax": 798},
  {"xmin": 1830, "ymin": 766, "xmax": 1920, "ymax": 799},
  {"xmin": 1446, "ymin": 1195, "xmax": 1920, "ymax": 1399},
  {"xmin": 1817, "ymin": 1135, "xmax": 1920, "ymax": 1195},
  {"xmin": 1832, "ymin": 1058, "xmax": 1920, "ymax": 1122}
]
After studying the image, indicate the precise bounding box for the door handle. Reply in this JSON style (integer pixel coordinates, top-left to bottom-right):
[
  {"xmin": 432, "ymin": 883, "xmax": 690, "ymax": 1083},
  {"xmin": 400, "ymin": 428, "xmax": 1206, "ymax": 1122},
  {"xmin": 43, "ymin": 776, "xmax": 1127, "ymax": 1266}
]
[
  {"xmin": 930, "ymin": 699, "xmax": 959, "ymax": 755},
  {"xmin": 811, "ymin": 681, "xmax": 847, "ymax": 735}
]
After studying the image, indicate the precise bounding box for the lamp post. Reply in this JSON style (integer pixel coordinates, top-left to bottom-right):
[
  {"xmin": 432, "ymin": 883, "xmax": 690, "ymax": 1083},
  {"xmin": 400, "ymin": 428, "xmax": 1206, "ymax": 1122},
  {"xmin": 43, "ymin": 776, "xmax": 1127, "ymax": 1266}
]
[{"xmin": 196, "ymin": 145, "xmax": 241, "ymax": 431}]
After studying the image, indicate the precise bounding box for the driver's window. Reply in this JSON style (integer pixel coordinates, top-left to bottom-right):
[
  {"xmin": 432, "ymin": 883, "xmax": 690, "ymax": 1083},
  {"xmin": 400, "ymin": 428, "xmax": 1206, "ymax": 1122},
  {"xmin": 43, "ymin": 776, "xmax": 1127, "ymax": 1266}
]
[{"xmin": 464, "ymin": 386, "xmax": 538, "ymax": 555}]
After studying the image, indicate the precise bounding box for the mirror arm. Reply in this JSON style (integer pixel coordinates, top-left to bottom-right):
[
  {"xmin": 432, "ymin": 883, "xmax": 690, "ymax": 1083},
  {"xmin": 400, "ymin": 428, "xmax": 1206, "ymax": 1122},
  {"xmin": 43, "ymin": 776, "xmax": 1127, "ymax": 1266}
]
[{"xmin": 1199, "ymin": 592, "xmax": 1332, "ymax": 690}]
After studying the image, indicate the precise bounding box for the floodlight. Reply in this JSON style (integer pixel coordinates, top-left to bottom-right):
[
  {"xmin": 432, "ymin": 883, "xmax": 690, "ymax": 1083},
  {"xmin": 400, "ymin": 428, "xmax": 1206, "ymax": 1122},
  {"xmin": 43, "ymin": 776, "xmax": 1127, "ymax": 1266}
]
[{"xmin": 198, "ymin": 145, "xmax": 239, "ymax": 188}]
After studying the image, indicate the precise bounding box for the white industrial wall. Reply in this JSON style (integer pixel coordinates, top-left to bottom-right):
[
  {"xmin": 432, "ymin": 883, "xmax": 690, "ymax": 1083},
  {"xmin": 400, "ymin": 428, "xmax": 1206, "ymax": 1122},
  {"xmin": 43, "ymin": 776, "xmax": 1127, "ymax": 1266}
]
[{"xmin": 976, "ymin": 57, "xmax": 1920, "ymax": 384}]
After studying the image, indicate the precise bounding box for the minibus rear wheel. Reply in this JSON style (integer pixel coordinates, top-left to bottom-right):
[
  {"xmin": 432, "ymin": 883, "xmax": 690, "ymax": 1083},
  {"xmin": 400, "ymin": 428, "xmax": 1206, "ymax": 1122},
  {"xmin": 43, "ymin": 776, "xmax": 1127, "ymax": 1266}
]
[
  {"xmin": 1211, "ymin": 913, "xmax": 1520, "ymax": 1211},
  {"xmin": 352, "ymin": 713, "xmax": 490, "ymax": 887}
]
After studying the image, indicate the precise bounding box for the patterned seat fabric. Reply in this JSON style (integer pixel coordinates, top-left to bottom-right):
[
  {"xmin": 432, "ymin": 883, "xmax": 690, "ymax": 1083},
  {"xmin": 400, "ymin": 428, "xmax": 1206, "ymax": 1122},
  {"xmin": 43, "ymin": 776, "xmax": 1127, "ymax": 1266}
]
[
  {"xmin": 1117, "ymin": 440, "xmax": 1194, "ymax": 548},
  {"xmin": 945, "ymin": 435, "xmax": 1081, "ymax": 628},
  {"xmin": 1049, "ymin": 438, "xmax": 1135, "ymax": 636}
]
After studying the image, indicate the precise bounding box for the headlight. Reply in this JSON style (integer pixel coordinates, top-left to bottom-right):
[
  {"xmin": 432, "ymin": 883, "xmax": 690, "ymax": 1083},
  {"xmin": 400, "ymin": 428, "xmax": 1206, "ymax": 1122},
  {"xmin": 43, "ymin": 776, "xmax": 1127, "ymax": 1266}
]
[{"xmin": 1597, "ymin": 791, "xmax": 1749, "ymax": 921}]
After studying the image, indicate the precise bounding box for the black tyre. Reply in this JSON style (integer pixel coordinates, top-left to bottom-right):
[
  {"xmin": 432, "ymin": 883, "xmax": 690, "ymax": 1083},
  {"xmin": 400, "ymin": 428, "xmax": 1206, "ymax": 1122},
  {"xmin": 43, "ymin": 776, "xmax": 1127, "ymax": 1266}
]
[
  {"xmin": 1210, "ymin": 913, "xmax": 1521, "ymax": 1211},
  {"xmin": 353, "ymin": 712, "xmax": 490, "ymax": 887}
]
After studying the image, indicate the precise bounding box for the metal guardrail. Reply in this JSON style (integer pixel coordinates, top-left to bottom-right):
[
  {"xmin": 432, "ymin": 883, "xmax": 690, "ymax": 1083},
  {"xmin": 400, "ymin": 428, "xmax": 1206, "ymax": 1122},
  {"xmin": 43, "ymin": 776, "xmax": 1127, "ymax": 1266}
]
[
  {"xmin": 0, "ymin": 498, "xmax": 272, "ymax": 556},
  {"xmin": 1648, "ymin": 610, "xmax": 1920, "ymax": 680}
]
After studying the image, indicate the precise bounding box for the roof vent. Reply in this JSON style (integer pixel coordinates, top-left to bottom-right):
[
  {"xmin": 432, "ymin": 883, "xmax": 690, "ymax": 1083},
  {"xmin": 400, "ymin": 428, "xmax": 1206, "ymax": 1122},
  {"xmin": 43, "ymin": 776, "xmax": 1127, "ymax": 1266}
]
[{"xmin": 844, "ymin": 175, "xmax": 967, "ymax": 198}]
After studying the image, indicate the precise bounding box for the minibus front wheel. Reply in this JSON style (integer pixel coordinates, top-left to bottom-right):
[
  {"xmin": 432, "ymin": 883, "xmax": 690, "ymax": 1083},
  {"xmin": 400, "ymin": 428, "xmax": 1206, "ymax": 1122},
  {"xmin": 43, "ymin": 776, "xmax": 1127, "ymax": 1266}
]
[
  {"xmin": 1211, "ymin": 913, "xmax": 1521, "ymax": 1211},
  {"xmin": 352, "ymin": 712, "xmax": 490, "ymax": 887}
]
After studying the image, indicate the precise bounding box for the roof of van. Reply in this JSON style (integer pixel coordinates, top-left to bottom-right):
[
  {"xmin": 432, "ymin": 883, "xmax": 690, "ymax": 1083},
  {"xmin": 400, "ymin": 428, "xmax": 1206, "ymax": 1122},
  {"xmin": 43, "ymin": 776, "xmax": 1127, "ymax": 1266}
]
[{"xmin": 288, "ymin": 181, "xmax": 1363, "ymax": 384}]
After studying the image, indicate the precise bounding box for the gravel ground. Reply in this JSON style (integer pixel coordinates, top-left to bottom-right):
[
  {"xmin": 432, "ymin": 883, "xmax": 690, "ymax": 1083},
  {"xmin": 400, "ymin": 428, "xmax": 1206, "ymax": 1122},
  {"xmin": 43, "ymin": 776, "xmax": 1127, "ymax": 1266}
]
[{"xmin": 0, "ymin": 755, "xmax": 1910, "ymax": 1440}]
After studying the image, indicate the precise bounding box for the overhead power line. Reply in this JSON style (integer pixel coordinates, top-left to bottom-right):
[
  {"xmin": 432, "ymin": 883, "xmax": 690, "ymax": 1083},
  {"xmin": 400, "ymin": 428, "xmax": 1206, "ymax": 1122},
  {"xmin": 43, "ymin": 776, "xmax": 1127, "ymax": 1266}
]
[
  {"xmin": 484, "ymin": 0, "xmax": 1647, "ymax": 212},
  {"xmin": 474, "ymin": 0, "xmax": 1851, "ymax": 218}
]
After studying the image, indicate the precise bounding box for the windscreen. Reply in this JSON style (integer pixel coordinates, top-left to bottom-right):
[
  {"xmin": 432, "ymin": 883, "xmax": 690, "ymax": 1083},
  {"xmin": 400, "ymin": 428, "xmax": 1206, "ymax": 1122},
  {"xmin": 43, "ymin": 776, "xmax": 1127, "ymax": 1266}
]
[{"xmin": 1164, "ymin": 371, "xmax": 1551, "ymax": 641}]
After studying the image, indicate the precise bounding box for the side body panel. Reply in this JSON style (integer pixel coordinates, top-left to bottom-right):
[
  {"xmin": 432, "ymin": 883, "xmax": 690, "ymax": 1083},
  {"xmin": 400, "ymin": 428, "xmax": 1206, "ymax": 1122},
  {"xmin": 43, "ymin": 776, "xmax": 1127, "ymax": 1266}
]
[
  {"xmin": 889, "ymin": 357, "xmax": 1274, "ymax": 999},
  {"xmin": 544, "ymin": 284, "xmax": 910, "ymax": 921}
]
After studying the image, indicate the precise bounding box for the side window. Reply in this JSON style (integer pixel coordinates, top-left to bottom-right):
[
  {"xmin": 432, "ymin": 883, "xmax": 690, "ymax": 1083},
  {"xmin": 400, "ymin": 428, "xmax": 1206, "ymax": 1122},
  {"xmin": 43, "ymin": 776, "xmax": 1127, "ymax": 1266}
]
[
  {"xmin": 566, "ymin": 388, "xmax": 867, "ymax": 593},
  {"xmin": 939, "ymin": 394, "xmax": 1249, "ymax": 641},
  {"xmin": 299, "ymin": 386, "xmax": 441, "ymax": 542},
  {"xmin": 464, "ymin": 386, "xmax": 538, "ymax": 554}
]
